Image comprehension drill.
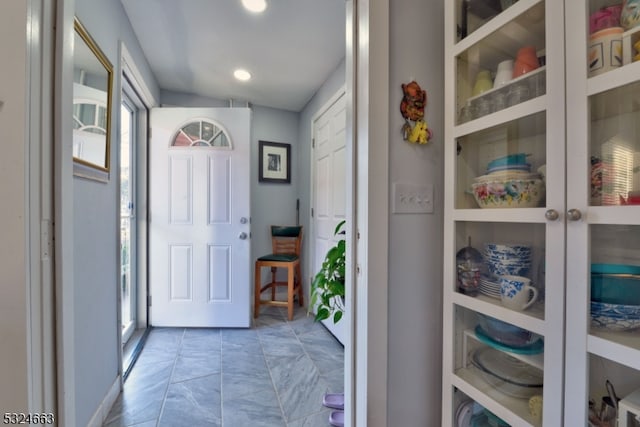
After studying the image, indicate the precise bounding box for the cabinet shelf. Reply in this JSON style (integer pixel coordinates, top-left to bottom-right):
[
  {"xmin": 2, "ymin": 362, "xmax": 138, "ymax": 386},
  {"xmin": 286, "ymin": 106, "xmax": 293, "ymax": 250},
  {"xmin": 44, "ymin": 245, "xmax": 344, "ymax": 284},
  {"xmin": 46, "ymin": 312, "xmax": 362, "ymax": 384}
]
[
  {"xmin": 454, "ymin": 0, "xmax": 545, "ymax": 61},
  {"xmin": 588, "ymin": 331, "xmax": 640, "ymax": 371},
  {"xmin": 588, "ymin": 60, "xmax": 640, "ymax": 98},
  {"xmin": 452, "ymin": 207, "xmax": 548, "ymax": 223},
  {"xmin": 453, "ymin": 293, "xmax": 545, "ymax": 335},
  {"xmin": 454, "ymin": 95, "xmax": 547, "ymax": 138},
  {"xmin": 453, "ymin": 368, "xmax": 541, "ymax": 427},
  {"xmin": 587, "ymin": 206, "xmax": 640, "ymax": 226}
]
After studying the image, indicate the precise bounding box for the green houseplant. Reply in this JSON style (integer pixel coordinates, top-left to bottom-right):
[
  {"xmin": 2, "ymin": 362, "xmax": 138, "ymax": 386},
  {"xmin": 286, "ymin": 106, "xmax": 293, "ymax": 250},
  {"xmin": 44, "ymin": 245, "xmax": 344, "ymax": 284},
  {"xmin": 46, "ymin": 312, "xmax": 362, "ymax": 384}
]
[{"xmin": 310, "ymin": 220, "xmax": 346, "ymax": 323}]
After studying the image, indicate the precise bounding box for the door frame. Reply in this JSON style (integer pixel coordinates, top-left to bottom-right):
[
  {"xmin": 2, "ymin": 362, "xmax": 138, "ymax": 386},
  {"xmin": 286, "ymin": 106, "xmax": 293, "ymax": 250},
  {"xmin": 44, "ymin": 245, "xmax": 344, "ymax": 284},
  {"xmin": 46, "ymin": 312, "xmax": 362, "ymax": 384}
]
[
  {"xmin": 349, "ymin": 0, "xmax": 390, "ymax": 425},
  {"xmin": 117, "ymin": 41, "xmax": 156, "ymax": 378}
]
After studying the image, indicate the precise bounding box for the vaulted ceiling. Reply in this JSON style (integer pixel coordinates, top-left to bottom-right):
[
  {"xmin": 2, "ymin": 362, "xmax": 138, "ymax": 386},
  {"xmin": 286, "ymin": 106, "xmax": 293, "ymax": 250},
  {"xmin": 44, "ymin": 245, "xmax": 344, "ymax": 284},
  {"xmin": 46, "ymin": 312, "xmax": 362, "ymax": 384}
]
[{"xmin": 120, "ymin": 0, "xmax": 346, "ymax": 112}]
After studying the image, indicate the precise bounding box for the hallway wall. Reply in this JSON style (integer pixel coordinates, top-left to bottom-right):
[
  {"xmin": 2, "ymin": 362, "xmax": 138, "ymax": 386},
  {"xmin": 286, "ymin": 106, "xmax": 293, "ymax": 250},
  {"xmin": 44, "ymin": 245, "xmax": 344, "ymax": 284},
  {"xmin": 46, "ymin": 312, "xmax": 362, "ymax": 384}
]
[
  {"xmin": 387, "ymin": 0, "xmax": 445, "ymax": 424},
  {"xmin": 0, "ymin": 0, "xmax": 30, "ymax": 412},
  {"xmin": 72, "ymin": 0, "xmax": 160, "ymax": 425}
]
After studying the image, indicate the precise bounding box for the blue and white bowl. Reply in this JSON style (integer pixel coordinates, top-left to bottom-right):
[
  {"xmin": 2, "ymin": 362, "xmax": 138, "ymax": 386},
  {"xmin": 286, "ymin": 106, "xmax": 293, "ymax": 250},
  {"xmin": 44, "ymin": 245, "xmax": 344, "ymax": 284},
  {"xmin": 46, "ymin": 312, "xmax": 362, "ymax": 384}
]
[
  {"xmin": 485, "ymin": 243, "xmax": 532, "ymax": 259},
  {"xmin": 591, "ymin": 301, "xmax": 640, "ymax": 331}
]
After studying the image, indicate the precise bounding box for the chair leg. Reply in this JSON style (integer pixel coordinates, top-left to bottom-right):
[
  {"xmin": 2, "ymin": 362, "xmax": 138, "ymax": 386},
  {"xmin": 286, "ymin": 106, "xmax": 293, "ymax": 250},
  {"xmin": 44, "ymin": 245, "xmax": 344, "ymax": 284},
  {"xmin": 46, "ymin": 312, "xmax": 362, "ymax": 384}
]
[
  {"xmin": 296, "ymin": 263, "xmax": 303, "ymax": 306},
  {"xmin": 287, "ymin": 265, "xmax": 295, "ymax": 321},
  {"xmin": 270, "ymin": 267, "xmax": 277, "ymax": 300},
  {"xmin": 254, "ymin": 263, "xmax": 261, "ymax": 318}
]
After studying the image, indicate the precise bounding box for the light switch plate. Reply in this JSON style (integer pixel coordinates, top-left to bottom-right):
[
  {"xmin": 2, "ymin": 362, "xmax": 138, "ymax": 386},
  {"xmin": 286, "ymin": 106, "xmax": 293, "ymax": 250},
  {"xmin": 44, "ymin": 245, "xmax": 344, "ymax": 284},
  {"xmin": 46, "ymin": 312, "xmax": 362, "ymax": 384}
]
[{"xmin": 393, "ymin": 182, "xmax": 434, "ymax": 214}]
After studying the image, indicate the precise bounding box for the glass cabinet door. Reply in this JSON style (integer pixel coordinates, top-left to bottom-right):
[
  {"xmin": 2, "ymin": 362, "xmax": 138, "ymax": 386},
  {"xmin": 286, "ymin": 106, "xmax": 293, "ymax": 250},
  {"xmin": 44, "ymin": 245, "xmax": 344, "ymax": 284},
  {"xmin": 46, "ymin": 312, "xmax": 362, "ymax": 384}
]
[
  {"xmin": 444, "ymin": 0, "xmax": 566, "ymax": 425},
  {"xmin": 565, "ymin": 1, "xmax": 640, "ymax": 425}
]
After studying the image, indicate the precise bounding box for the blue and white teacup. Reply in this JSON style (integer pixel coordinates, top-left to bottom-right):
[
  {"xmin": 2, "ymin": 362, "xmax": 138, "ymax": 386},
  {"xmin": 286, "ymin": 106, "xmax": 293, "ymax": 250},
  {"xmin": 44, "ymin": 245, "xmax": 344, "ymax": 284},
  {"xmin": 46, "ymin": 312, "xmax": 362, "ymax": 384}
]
[{"xmin": 499, "ymin": 275, "xmax": 538, "ymax": 311}]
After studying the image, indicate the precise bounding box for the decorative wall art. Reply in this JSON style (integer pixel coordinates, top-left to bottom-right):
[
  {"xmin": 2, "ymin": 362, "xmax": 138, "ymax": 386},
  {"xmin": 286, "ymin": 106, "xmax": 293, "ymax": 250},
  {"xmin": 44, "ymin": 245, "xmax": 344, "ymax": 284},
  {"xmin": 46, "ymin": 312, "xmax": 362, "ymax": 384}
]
[
  {"xmin": 400, "ymin": 80, "xmax": 433, "ymax": 145},
  {"xmin": 259, "ymin": 140, "xmax": 291, "ymax": 183}
]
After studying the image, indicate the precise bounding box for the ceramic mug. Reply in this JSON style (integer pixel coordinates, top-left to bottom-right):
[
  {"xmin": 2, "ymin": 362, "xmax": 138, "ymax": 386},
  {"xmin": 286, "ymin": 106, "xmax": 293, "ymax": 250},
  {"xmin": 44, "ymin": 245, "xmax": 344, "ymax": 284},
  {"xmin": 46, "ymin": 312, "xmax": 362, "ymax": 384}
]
[
  {"xmin": 472, "ymin": 70, "xmax": 493, "ymax": 96},
  {"xmin": 588, "ymin": 27, "xmax": 623, "ymax": 77},
  {"xmin": 513, "ymin": 46, "xmax": 539, "ymax": 78},
  {"xmin": 493, "ymin": 59, "xmax": 514, "ymax": 88},
  {"xmin": 499, "ymin": 275, "xmax": 538, "ymax": 311}
]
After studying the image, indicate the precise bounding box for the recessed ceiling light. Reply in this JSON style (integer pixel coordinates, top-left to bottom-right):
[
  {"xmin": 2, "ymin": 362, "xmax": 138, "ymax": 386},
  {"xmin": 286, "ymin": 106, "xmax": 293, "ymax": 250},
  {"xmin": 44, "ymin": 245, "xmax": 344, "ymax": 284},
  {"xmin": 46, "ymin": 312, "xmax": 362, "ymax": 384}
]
[
  {"xmin": 233, "ymin": 69, "xmax": 252, "ymax": 81},
  {"xmin": 241, "ymin": 0, "xmax": 267, "ymax": 13}
]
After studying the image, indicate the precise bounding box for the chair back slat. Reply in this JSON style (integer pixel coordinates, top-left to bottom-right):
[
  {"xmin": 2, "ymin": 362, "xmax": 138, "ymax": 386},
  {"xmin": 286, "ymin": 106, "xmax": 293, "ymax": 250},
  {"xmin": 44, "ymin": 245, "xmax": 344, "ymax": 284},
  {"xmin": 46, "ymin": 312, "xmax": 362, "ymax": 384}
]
[{"xmin": 271, "ymin": 226, "xmax": 303, "ymax": 255}]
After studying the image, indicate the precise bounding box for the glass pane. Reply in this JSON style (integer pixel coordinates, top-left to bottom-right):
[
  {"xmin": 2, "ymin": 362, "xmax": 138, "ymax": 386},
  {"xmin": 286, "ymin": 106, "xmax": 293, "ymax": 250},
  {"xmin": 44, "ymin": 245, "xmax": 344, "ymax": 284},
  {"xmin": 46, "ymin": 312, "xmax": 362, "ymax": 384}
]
[
  {"xmin": 182, "ymin": 122, "xmax": 201, "ymax": 141},
  {"xmin": 588, "ymin": 354, "xmax": 640, "ymax": 423},
  {"xmin": 120, "ymin": 103, "xmax": 133, "ymax": 335},
  {"xmin": 455, "ymin": 221, "xmax": 546, "ymax": 313},
  {"xmin": 453, "ymin": 304, "xmax": 544, "ymax": 421},
  {"xmin": 455, "ymin": 2, "xmax": 546, "ymax": 124},
  {"xmin": 590, "ymin": 225, "xmax": 640, "ymax": 335},
  {"xmin": 456, "ymin": 112, "xmax": 546, "ymax": 209},
  {"xmin": 586, "ymin": 1, "xmax": 640, "ymax": 77},
  {"xmin": 172, "ymin": 120, "xmax": 231, "ymax": 148},
  {"xmin": 455, "ymin": 0, "xmax": 511, "ymax": 41},
  {"xmin": 212, "ymin": 133, "xmax": 229, "ymax": 147},
  {"xmin": 202, "ymin": 121, "xmax": 215, "ymax": 140},
  {"xmin": 77, "ymin": 102, "xmax": 96, "ymax": 126},
  {"xmin": 589, "ymin": 81, "xmax": 640, "ymax": 206}
]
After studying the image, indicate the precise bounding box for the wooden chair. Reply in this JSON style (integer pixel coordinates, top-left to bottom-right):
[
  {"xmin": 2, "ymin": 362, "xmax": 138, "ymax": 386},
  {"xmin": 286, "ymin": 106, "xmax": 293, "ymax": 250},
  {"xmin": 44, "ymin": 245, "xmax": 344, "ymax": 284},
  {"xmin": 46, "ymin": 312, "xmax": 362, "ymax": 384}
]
[{"xmin": 254, "ymin": 226, "xmax": 303, "ymax": 321}]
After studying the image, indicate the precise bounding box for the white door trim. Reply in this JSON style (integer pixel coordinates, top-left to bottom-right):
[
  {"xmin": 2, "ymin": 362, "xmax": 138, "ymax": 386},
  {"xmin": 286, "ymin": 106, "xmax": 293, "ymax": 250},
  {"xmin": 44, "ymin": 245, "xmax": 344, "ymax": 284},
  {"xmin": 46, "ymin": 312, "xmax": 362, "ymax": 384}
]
[
  {"xmin": 54, "ymin": 0, "xmax": 77, "ymax": 424},
  {"xmin": 26, "ymin": 0, "xmax": 57, "ymax": 415},
  {"xmin": 351, "ymin": 0, "xmax": 390, "ymax": 426}
]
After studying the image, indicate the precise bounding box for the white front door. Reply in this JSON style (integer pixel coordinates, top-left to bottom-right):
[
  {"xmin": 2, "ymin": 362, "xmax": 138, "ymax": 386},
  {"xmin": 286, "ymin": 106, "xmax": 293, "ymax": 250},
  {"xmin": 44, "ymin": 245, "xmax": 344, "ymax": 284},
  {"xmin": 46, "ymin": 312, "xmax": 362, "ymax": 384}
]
[
  {"xmin": 312, "ymin": 91, "xmax": 347, "ymax": 344},
  {"xmin": 149, "ymin": 108, "xmax": 251, "ymax": 327}
]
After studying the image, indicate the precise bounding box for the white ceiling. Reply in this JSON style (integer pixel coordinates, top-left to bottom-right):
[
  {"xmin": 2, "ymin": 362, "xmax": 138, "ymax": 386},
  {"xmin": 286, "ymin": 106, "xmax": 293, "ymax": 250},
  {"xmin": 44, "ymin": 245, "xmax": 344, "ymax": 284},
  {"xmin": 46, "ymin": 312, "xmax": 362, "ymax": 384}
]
[{"xmin": 120, "ymin": 0, "xmax": 346, "ymax": 112}]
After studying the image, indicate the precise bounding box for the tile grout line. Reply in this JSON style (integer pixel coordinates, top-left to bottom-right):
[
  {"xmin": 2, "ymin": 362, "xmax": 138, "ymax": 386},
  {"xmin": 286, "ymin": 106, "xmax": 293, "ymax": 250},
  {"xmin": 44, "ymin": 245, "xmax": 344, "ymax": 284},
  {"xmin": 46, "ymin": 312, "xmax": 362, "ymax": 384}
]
[
  {"xmin": 257, "ymin": 310, "xmax": 292, "ymax": 427},
  {"xmin": 155, "ymin": 328, "xmax": 186, "ymax": 427}
]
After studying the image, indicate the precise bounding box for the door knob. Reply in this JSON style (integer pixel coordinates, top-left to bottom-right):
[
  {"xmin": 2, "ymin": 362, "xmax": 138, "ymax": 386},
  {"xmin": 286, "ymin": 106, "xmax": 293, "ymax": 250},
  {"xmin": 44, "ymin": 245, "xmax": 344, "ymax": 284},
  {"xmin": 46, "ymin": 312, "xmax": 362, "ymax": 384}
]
[
  {"xmin": 545, "ymin": 209, "xmax": 559, "ymax": 221},
  {"xmin": 240, "ymin": 217, "xmax": 249, "ymax": 224},
  {"xmin": 238, "ymin": 232, "xmax": 248, "ymax": 240},
  {"xmin": 567, "ymin": 209, "xmax": 582, "ymax": 221}
]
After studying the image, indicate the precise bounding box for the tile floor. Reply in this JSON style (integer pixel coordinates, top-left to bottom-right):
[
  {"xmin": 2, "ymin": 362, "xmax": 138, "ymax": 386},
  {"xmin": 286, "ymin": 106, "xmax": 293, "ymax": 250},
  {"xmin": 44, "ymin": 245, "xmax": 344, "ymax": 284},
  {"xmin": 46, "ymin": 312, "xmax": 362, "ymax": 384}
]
[{"xmin": 103, "ymin": 305, "xmax": 344, "ymax": 427}]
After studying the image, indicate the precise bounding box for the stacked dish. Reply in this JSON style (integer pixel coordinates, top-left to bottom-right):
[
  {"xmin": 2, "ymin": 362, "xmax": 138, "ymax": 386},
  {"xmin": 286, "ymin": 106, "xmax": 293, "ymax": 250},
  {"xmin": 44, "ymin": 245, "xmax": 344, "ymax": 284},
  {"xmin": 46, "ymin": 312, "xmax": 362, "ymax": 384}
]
[
  {"xmin": 590, "ymin": 263, "xmax": 640, "ymax": 331},
  {"xmin": 471, "ymin": 154, "xmax": 545, "ymax": 209},
  {"xmin": 484, "ymin": 243, "xmax": 532, "ymax": 278},
  {"xmin": 470, "ymin": 347, "xmax": 544, "ymax": 399},
  {"xmin": 479, "ymin": 275, "xmax": 501, "ymax": 298}
]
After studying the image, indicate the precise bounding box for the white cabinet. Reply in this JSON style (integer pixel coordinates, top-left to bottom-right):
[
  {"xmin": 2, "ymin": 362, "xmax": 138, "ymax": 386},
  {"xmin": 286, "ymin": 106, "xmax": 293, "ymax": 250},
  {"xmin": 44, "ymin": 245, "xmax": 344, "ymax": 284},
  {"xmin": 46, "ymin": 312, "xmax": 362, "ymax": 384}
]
[
  {"xmin": 564, "ymin": 1, "xmax": 640, "ymax": 426},
  {"xmin": 444, "ymin": 0, "xmax": 640, "ymax": 426},
  {"xmin": 443, "ymin": 1, "xmax": 566, "ymax": 425}
]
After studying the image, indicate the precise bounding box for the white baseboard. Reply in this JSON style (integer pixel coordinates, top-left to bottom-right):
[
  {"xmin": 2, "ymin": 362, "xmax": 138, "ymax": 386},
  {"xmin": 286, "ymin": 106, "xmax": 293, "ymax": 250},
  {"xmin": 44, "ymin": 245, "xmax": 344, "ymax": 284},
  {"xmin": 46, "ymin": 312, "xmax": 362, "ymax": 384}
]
[{"xmin": 86, "ymin": 376, "xmax": 121, "ymax": 427}]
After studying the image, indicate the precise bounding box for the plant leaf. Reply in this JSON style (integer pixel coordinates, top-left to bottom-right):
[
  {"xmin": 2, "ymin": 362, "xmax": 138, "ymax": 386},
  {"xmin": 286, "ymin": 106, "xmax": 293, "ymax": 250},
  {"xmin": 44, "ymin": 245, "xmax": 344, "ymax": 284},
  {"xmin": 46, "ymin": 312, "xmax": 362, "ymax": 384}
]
[{"xmin": 333, "ymin": 310, "xmax": 343, "ymax": 323}]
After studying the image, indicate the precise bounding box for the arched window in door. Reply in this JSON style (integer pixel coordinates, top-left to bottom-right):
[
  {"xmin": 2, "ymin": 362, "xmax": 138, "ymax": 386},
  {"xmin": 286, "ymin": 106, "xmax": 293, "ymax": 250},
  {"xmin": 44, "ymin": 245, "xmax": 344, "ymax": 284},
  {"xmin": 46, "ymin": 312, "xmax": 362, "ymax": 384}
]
[{"xmin": 171, "ymin": 119, "xmax": 231, "ymax": 148}]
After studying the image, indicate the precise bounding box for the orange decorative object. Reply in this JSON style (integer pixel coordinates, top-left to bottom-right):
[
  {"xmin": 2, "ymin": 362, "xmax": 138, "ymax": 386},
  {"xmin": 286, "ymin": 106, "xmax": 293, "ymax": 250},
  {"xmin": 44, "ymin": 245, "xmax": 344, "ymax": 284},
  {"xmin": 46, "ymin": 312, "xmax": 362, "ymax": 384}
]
[
  {"xmin": 400, "ymin": 81, "xmax": 426, "ymax": 121},
  {"xmin": 400, "ymin": 81, "xmax": 433, "ymax": 145}
]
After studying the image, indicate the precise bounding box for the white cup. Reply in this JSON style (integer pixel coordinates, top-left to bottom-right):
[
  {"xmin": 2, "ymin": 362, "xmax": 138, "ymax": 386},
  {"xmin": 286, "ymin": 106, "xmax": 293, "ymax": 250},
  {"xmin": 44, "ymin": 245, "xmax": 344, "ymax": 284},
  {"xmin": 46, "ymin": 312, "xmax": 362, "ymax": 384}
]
[
  {"xmin": 499, "ymin": 275, "xmax": 538, "ymax": 311},
  {"xmin": 493, "ymin": 59, "xmax": 514, "ymax": 88}
]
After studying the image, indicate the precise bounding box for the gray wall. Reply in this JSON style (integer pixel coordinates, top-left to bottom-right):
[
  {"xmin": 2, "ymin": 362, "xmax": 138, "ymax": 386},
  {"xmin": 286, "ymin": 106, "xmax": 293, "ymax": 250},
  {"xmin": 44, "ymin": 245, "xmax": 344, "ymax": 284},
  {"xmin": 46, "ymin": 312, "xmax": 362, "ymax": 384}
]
[
  {"xmin": 297, "ymin": 59, "xmax": 346, "ymax": 302},
  {"xmin": 0, "ymin": 0, "xmax": 29, "ymax": 412},
  {"xmin": 73, "ymin": 0, "xmax": 160, "ymax": 424},
  {"xmin": 387, "ymin": 0, "xmax": 444, "ymax": 424}
]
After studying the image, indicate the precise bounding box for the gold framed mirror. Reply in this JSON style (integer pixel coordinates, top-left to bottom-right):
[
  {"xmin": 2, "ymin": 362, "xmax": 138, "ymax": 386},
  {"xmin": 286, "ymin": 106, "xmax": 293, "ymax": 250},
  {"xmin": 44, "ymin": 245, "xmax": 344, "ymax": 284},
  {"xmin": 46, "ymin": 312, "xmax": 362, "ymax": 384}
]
[{"xmin": 73, "ymin": 17, "xmax": 113, "ymax": 179}]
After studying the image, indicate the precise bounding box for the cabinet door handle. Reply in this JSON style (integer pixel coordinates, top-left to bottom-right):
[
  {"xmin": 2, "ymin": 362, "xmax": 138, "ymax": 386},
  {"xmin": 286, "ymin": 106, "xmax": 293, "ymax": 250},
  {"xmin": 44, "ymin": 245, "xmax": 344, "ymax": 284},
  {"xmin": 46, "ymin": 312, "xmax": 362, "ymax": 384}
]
[
  {"xmin": 545, "ymin": 209, "xmax": 560, "ymax": 221},
  {"xmin": 567, "ymin": 209, "xmax": 582, "ymax": 221}
]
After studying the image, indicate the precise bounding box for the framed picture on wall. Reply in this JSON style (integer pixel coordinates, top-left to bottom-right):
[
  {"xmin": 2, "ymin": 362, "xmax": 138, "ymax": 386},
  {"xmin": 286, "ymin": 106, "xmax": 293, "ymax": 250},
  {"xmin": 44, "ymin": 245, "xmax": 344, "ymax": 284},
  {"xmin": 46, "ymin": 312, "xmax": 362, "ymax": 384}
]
[{"xmin": 259, "ymin": 140, "xmax": 291, "ymax": 183}]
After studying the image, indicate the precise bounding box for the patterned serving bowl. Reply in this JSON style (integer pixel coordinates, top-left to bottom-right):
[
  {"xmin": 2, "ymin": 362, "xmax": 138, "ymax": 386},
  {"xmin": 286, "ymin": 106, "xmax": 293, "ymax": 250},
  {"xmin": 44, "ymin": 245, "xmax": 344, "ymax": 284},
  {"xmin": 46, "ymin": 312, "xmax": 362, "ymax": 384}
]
[
  {"xmin": 472, "ymin": 179, "xmax": 545, "ymax": 209},
  {"xmin": 477, "ymin": 313, "xmax": 540, "ymax": 348},
  {"xmin": 590, "ymin": 301, "xmax": 640, "ymax": 331},
  {"xmin": 485, "ymin": 243, "xmax": 532, "ymax": 258}
]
